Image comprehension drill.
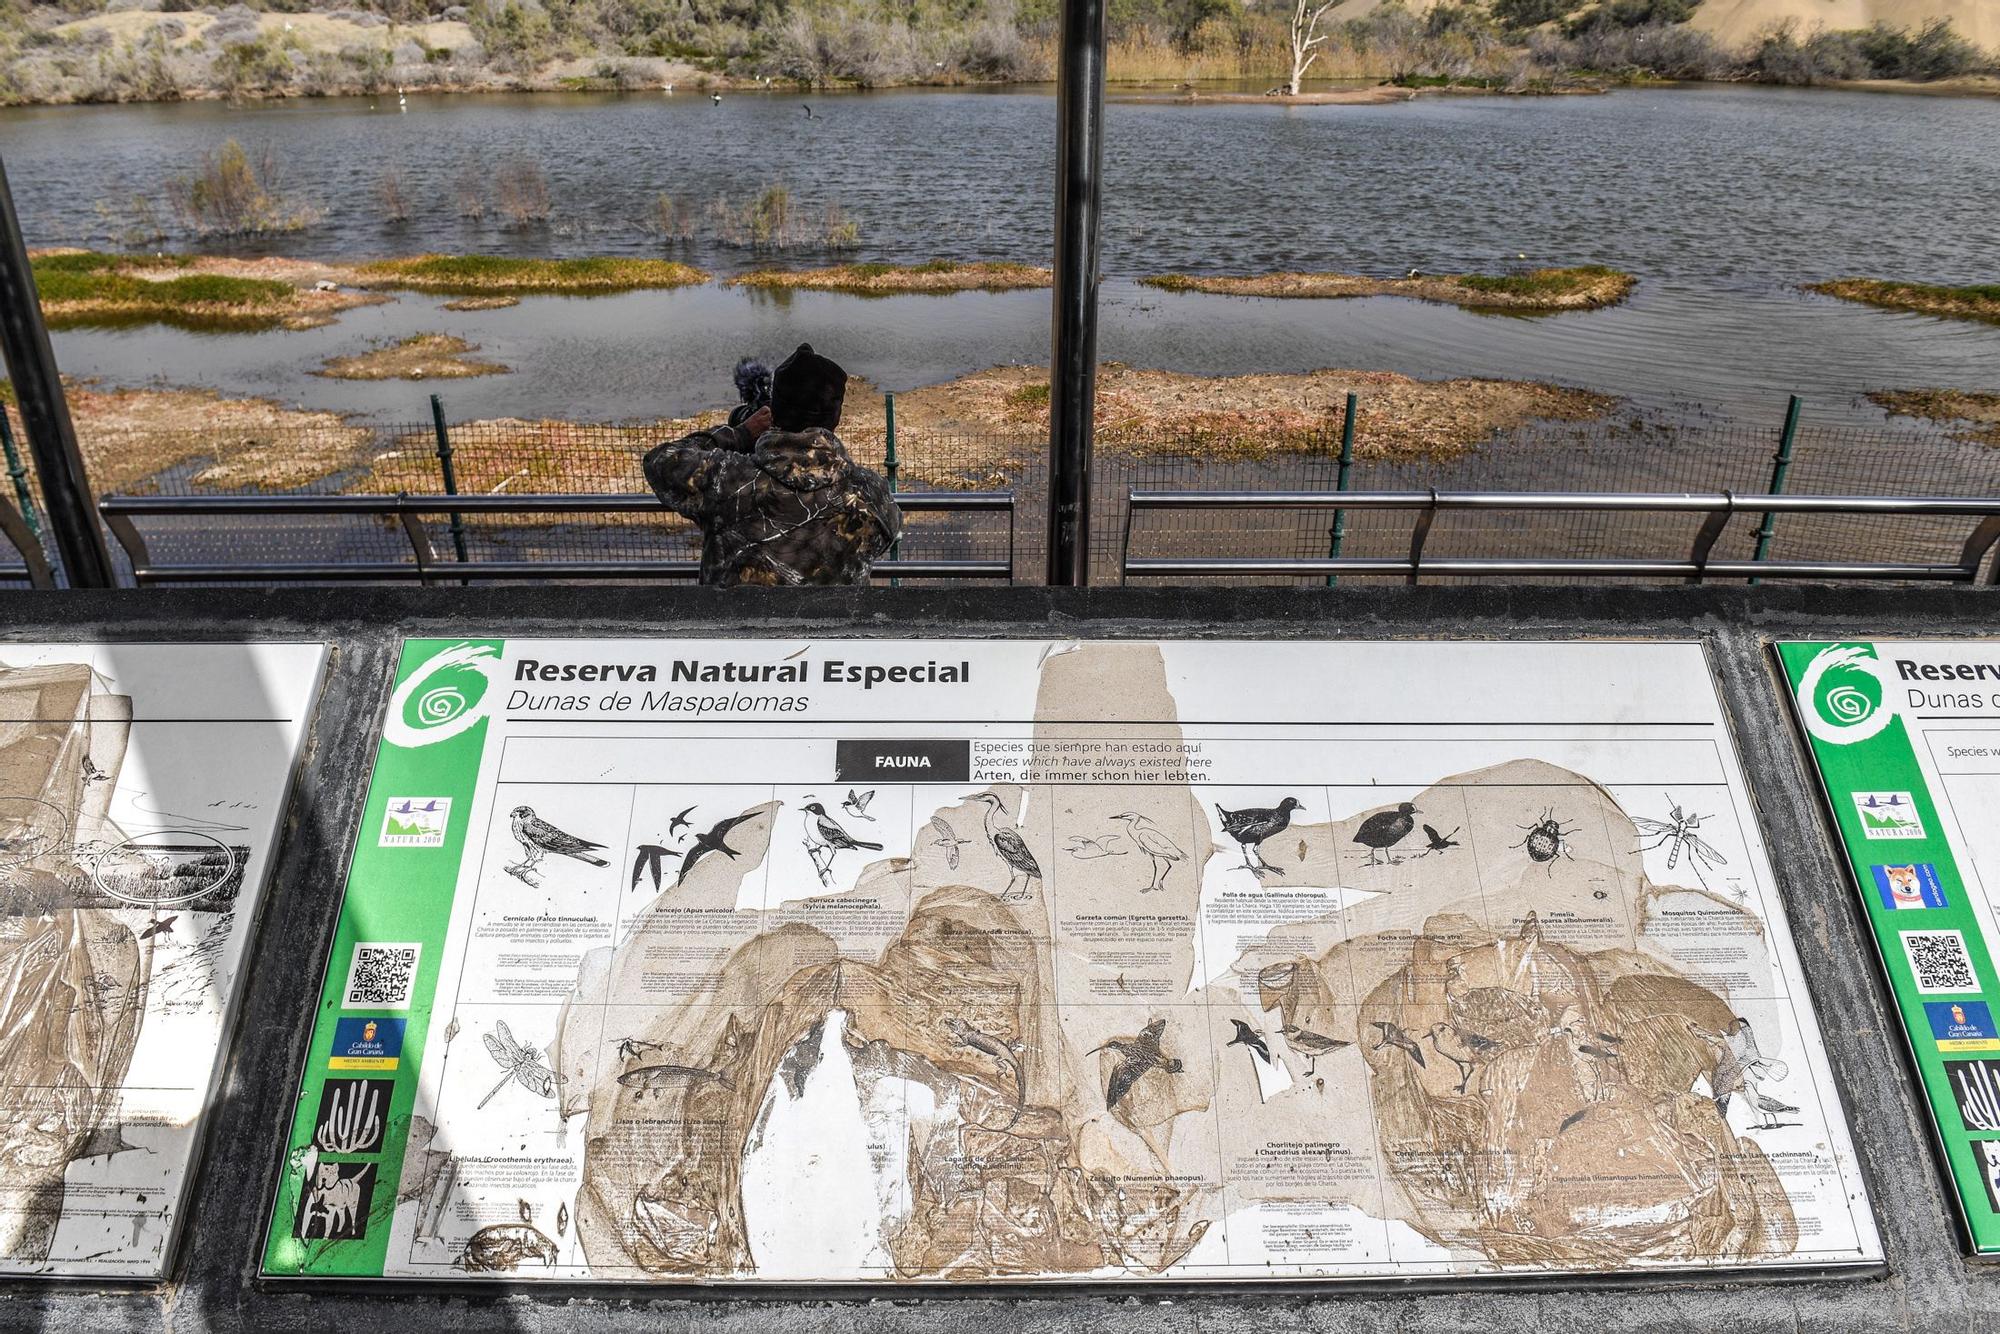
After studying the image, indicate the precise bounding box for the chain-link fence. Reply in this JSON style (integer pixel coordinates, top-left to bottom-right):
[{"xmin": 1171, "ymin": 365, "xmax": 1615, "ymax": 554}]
[{"xmin": 8, "ymin": 401, "xmax": 1997, "ymax": 588}]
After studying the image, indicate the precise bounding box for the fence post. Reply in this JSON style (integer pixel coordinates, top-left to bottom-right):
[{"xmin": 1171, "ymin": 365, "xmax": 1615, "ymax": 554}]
[
  {"xmin": 884, "ymin": 391, "xmax": 900, "ymax": 587},
  {"xmin": 0, "ymin": 409, "xmax": 37, "ymax": 536},
  {"xmin": 429, "ymin": 393, "xmax": 469, "ymax": 567},
  {"xmin": 1750, "ymin": 394, "xmax": 1800, "ymax": 585},
  {"xmin": 1323, "ymin": 392, "xmax": 1358, "ymax": 587}
]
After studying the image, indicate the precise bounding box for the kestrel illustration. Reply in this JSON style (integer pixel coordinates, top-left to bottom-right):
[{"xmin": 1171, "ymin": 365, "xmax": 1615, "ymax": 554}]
[{"xmin": 508, "ymin": 805, "xmax": 608, "ymax": 881}]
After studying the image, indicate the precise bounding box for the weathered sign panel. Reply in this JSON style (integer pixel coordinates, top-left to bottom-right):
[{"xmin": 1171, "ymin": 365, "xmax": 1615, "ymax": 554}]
[
  {"xmin": 1781, "ymin": 639, "xmax": 2000, "ymax": 1255},
  {"xmin": 265, "ymin": 638, "xmax": 1878, "ymax": 1283},
  {"xmin": 0, "ymin": 642, "xmax": 325, "ymax": 1278}
]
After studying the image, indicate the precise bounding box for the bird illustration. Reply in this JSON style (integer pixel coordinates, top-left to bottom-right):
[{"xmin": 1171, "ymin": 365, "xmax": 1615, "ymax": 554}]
[
  {"xmin": 1424, "ymin": 1022, "xmax": 1498, "ymax": 1093},
  {"xmin": 1280, "ymin": 1022, "xmax": 1351, "ymax": 1076},
  {"xmin": 1215, "ymin": 797, "xmax": 1302, "ymax": 876},
  {"xmin": 1369, "ymin": 1020, "xmax": 1426, "ymax": 1068},
  {"xmin": 1110, "ymin": 812, "xmax": 1186, "ymax": 892},
  {"xmin": 842, "ymin": 789, "xmax": 876, "ymax": 822},
  {"xmin": 1227, "ymin": 1019, "xmax": 1271, "ymax": 1065},
  {"xmin": 971, "ymin": 794, "xmax": 1041, "ymax": 901},
  {"xmin": 667, "ymin": 805, "xmax": 696, "ymax": 837},
  {"xmin": 677, "ymin": 812, "xmax": 758, "ymax": 885},
  {"xmin": 1063, "ymin": 834, "xmax": 1126, "ymax": 860},
  {"xmin": 508, "ymin": 806, "xmax": 608, "ymax": 879},
  {"xmin": 139, "ymin": 915, "xmax": 177, "ymax": 941},
  {"xmin": 927, "ymin": 815, "xmax": 972, "ymax": 869},
  {"xmin": 616, "ymin": 1036, "xmax": 664, "ymax": 1062},
  {"xmin": 630, "ymin": 843, "xmax": 671, "ymax": 893},
  {"xmin": 1420, "ymin": 824, "xmax": 1461, "ymax": 854},
  {"xmin": 801, "ymin": 802, "xmax": 883, "ymax": 887},
  {"xmin": 82, "ymin": 757, "xmax": 110, "ymax": 784},
  {"xmin": 1750, "ymin": 1091, "xmax": 1799, "ymax": 1129},
  {"xmin": 1353, "ymin": 802, "xmax": 1420, "ymax": 866},
  {"xmin": 1089, "ymin": 1018, "xmax": 1181, "ymax": 1111}
]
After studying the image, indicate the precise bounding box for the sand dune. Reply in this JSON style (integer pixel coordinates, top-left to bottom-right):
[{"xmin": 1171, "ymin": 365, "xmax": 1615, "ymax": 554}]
[{"xmin": 1691, "ymin": 0, "xmax": 2000, "ymax": 50}]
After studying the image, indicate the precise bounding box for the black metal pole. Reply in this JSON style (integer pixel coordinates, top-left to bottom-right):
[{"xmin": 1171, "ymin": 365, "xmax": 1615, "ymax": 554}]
[
  {"xmin": 1046, "ymin": 0, "xmax": 1106, "ymax": 587},
  {"xmin": 0, "ymin": 155, "xmax": 113, "ymax": 588}
]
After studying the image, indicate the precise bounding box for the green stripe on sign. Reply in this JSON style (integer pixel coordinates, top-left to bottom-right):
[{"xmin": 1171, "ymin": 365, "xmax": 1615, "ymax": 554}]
[
  {"xmin": 1777, "ymin": 640, "xmax": 2000, "ymax": 1255},
  {"xmin": 263, "ymin": 638, "xmax": 504, "ymax": 1277}
]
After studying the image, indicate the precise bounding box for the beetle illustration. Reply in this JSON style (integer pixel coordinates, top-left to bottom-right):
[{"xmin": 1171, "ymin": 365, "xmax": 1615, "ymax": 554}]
[{"xmin": 1512, "ymin": 809, "xmax": 1578, "ymax": 871}]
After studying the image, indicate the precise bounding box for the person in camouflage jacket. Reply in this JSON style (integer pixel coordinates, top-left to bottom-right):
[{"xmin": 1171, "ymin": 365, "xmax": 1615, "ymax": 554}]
[{"xmin": 644, "ymin": 344, "xmax": 902, "ymax": 587}]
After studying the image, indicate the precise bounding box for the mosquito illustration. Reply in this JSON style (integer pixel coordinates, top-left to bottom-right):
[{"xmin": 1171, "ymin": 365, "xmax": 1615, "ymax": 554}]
[
  {"xmin": 1633, "ymin": 794, "xmax": 1728, "ymax": 888},
  {"xmin": 478, "ymin": 1020, "xmax": 565, "ymax": 1109}
]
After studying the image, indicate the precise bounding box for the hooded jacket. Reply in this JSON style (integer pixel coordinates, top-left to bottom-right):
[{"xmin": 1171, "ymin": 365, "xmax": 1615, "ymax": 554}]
[{"xmin": 643, "ymin": 424, "xmax": 902, "ymax": 587}]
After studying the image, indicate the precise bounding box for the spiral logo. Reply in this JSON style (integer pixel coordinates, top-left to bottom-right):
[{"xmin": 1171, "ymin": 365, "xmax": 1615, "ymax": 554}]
[
  {"xmin": 1796, "ymin": 644, "xmax": 1895, "ymax": 746},
  {"xmin": 384, "ymin": 643, "xmax": 500, "ymax": 749}
]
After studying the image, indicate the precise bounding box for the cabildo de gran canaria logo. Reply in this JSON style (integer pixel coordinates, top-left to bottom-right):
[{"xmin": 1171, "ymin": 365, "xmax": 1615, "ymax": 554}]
[
  {"xmin": 1797, "ymin": 643, "xmax": 1899, "ymax": 746},
  {"xmin": 384, "ymin": 642, "xmax": 501, "ymax": 748}
]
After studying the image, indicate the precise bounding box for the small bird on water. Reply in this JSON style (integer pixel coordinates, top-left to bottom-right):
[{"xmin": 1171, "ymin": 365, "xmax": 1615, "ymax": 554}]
[
  {"xmin": 1353, "ymin": 802, "xmax": 1420, "ymax": 866},
  {"xmin": 1216, "ymin": 797, "xmax": 1303, "ymax": 876}
]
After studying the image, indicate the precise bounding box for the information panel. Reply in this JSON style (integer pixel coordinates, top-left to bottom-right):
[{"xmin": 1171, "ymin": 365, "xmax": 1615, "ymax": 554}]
[
  {"xmin": 0, "ymin": 641, "xmax": 326, "ymax": 1278},
  {"xmin": 266, "ymin": 638, "xmax": 1878, "ymax": 1284},
  {"xmin": 1780, "ymin": 640, "xmax": 2000, "ymax": 1255}
]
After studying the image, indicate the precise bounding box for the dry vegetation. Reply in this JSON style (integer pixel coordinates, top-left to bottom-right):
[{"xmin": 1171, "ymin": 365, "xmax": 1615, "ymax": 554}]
[
  {"xmin": 314, "ymin": 334, "xmax": 510, "ymax": 382},
  {"xmin": 1867, "ymin": 388, "xmax": 2000, "ymax": 446},
  {"xmin": 1142, "ymin": 265, "xmax": 1636, "ymax": 312},
  {"xmin": 1810, "ymin": 278, "xmax": 2000, "ymax": 325},
  {"xmin": 27, "ymin": 383, "xmax": 374, "ymax": 493},
  {"xmin": 727, "ymin": 261, "xmax": 1052, "ymax": 295},
  {"xmin": 875, "ymin": 364, "xmax": 1616, "ymax": 467}
]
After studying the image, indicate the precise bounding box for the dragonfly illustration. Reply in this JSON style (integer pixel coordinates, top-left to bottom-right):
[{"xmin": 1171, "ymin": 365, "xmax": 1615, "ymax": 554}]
[{"xmin": 478, "ymin": 1020, "xmax": 565, "ymax": 1110}]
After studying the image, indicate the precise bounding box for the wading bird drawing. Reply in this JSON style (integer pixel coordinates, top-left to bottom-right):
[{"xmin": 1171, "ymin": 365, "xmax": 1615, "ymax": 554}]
[
  {"xmin": 1090, "ymin": 1018, "xmax": 1181, "ymax": 1111},
  {"xmin": 1633, "ymin": 793, "xmax": 1728, "ymax": 889},
  {"xmin": 1419, "ymin": 824, "xmax": 1461, "ymax": 855},
  {"xmin": 478, "ymin": 1020, "xmax": 564, "ymax": 1109},
  {"xmin": 1215, "ymin": 797, "xmax": 1303, "ymax": 876},
  {"xmin": 1111, "ymin": 812, "xmax": 1187, "ymax": 892},
  {"xmin": 972, "ymin": 794, "xmax": 1041, "ymax": 901}
]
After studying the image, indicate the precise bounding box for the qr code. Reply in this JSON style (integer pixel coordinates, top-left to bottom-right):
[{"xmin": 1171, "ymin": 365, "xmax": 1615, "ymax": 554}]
[
  {"xmin": 342, "ymin": 941, "xmax": 422, "ymax": 1009},
  {"xmin": 1902, "ymin": 929, "xmax": 1979, "ymax": 994}
]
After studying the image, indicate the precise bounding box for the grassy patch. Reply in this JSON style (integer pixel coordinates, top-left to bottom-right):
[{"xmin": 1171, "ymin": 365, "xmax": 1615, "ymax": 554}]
[
  {"xmin": 1810, "ymin": 278, "xmax": 2000, "ymax": 325},
  {"xmin": 357, "ymin": 255, "xmax": 710, "ymax": 296},
  {"xmin": 1006, "ymin": 382, "xmax": 1051, "ymax": 408},
  {"xmin": 1139, "ymin": 266, "xmax": 1635, "ymax": 312},
  {"xmin": 34, "ymin": 253, "xmax": 300, "ymax": 330},
  {"xmin": 1867, "ymin": 388, "xmax": 2000, "ymax": 446},
  {"xmin": 726, "ymin": 261, "xmax": 1051, "ymax": 296}
]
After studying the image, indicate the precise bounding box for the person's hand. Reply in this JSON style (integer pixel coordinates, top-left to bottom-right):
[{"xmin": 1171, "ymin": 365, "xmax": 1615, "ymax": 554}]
[{"xmin": 738, "ymin": 405, "xmax": 772, "ymax": 440}]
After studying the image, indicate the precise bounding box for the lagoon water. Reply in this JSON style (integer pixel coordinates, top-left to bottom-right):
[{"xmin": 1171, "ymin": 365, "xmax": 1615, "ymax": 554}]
[{"xmin": 4, "ymin": 84, "xmax": 1998, "ymax": 425}]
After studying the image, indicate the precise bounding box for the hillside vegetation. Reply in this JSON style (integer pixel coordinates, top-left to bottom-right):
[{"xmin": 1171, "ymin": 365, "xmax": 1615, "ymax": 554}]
[{"xmin": 1, "ymin": 0, "xmax": 1993, "ymax": 103}]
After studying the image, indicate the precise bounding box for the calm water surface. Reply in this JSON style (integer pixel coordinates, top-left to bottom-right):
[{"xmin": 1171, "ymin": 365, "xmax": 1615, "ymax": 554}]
[{"xmin": 3, "ymin": 84, "xmax": 1997, "ymax": 425}]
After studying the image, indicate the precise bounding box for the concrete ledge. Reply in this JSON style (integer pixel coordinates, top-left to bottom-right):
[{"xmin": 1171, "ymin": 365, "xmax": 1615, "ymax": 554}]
[{"xmin": 0, "ymin": 585, "xmax": 1994, "ymax": 1332}]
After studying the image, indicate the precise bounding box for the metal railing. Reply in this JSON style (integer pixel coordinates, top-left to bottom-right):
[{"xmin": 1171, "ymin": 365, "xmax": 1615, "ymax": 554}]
[
  {"xmin": 0, "ymin": 490, "xmax": 53, "ymax": 588},
  {"xmin": 1120, "ymin": 489, "xmax": 2000, "ymax": 584},
  {"xmin": 100, "ymin": 490, "xmax": 1016, "ymax": 586}
]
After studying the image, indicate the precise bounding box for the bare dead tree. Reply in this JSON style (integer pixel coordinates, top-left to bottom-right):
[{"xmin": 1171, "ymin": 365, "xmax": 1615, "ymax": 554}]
[{"xmin": 1288, "ymin": 0, "xmax": 1339, "ymax": 96}]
